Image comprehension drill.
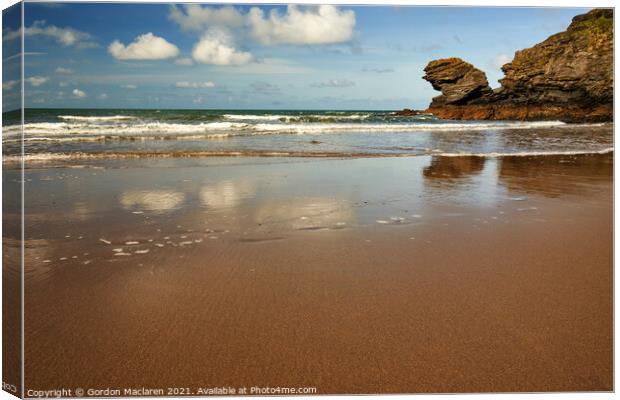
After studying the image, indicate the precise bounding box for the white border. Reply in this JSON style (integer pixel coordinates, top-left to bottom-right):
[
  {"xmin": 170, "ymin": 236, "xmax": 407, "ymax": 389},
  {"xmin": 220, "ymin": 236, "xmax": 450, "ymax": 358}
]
[{"xmin": 0, "ymin": 1, "xmax": 616, "ymax": 400}]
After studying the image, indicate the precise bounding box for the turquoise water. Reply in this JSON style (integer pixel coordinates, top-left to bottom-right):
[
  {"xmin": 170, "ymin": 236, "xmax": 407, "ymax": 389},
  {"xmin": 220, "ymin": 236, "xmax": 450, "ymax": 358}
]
[{"xmin": 2, "ymin": 108, "xmax": 614, "ymax": 160}]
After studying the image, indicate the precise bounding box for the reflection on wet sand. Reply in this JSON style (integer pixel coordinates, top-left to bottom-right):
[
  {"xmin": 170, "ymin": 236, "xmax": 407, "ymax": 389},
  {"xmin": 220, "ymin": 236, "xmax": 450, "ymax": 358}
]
[
  {"xmin": 423, "ymin": 156, "xmax": 486, "ymax": 185},
  {"xmin": 199, "ymin": 179, "xmax": 256, "ymax": 210},
  {"xmin": 15, "ymin": 155, "xmax": 613, "ymax": 393},
  {"xmin": 120, "ymin": 189, "xmax": 186, "ymax": 212},
  {"xmin": 254, "ymin": 197, "xmax": 354, "ymax": 230},
  {"xmin": 498, "ymin": 153, "xmax": 613, "ymax": 197}
]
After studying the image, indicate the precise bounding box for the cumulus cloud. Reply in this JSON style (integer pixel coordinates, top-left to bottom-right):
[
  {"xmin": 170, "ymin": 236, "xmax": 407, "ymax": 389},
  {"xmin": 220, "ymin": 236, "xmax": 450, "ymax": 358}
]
[
  {"xmin": 108, "ymin": 33, "xmax": 180, "ymax": 60},
  {"xmin": 98, "ymin": 93, "xmax": 108, "ymax": 100},
  {"xmin": 175, "ymin": 57, "xmax": 194, "ymax": 66},
  {"xmin": 4, "ymin": 21, "xmax": 97, "ymax": 48},
  {"xmin": 169, "ymin": 4, "xmax": 245, "ymax": 33},
  {"xmin": 168, "ymin": 5, "xmax": 356, "ymax": 67},
  {"xmin": 311, "ymin": 79, "xmax": 355, "ymax": 88},
  {"xmin": 55, "ymin": 66, "xmax": 74, "ymax": 74},
  {"xmin": 175, "ymin": 81, "xmax": 216, "ymax": 88},
  {"xmin": 72, "ymin": 88, "xmax": 86, "ymax": 98},
  {"xmin": 26, "ymin": 76, "xmax": 48, "ymax": 87},
  {"xmin": 120, "ymin": 84, "xmax": 137, "ymax": 89},
  {"xmin": 192, "ymin": 32, "xmax": 253, "ymax": 65},
  {"xmin": 491, "ymin": 54, "xmax": 512, "ymax": 69},
  {"xmin": 248, "ymin": 5, "xmax": 355, "ymax": 45}
]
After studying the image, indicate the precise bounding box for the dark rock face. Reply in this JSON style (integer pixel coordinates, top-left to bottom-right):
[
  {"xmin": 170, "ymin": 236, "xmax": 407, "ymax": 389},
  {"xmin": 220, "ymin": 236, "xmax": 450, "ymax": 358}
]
[
  {"xmin": 423, "ymin": 58, "xmax": 492, "ymax": 106},
  {"xmin": 415, "ymin": 9, "xmax": 613, "ymax": 122},
  {"xmin": 498, "ymin": 8, "xmax": 612, "ymax": 106}
]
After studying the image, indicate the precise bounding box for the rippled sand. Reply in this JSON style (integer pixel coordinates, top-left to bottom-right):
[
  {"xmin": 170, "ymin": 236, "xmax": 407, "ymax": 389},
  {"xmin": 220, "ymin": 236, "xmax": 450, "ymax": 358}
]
[{"xmin": 3, "ymin": 153, "xmax": 612, "ymax": 393}]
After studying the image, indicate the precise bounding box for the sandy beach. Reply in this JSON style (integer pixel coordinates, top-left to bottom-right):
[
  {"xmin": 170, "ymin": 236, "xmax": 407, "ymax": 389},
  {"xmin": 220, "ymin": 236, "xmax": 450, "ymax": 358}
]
[{"xmin": 2, "ymin": 153, "xmax": 611, "ymax": 393}]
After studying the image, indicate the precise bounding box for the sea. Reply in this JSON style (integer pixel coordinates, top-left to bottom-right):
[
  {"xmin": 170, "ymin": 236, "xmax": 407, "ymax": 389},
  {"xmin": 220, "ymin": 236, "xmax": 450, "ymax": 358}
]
[{"xmin": 2, "ymin": 108, "xmax": 614, "ymax": 161}]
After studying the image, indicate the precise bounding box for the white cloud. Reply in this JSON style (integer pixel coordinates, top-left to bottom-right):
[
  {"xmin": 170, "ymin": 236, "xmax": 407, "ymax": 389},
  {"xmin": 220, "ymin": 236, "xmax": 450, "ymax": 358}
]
[
  {"xmin": 4, "ymin": 21, "xmax": 97, "ymax": 48},
  {"xmin": 491, "ymin": 54, "xmax": 512, "ymax": 69},
  {"xmin": 72, "ymin": 88, "xmax": 86, "ymax": 98},
  {"xmin": 55, "ymin": 66, "xmax": 74, "ymax": 74},
  {"xmin": 108, "ymin": 33, "xmax": 180, "ymax": 60},
  {"xmin": 168, "ymin": 5, "xmax": 355, "ymax": 69},
  {"xmin": 175, "ymin": 57, "xmax": 194, "ymax": 66},
  {"xmin": 2, "ymin": 80, "xmax": 18, "ymax": 90},
  {"xmin": 311, "ymin": 79, "xmax": 355, "ymax": 88},
  {"xmin": 192, "ymin": 32, "xmax": 252, "ymax": 65},
  {"xmin": 175, "ymin": 81, "xmax": 216, "ymax": 88},
  {"xmin": 59, "ymin": 81, "xmax": 69, "ymax": 87},
  {"xmin": 169, "ymin": 4, "xmax": 244, "ymax": 33},
  {"xmin": 120, "ymin": 84, "xmax": 137, "ymax": 89},
  {"xmin": 248, "ymin": 5, "xmax": 355, "ymax": 45},
  {"xmin": 26, "ymin": 76, "xmax": 49, "ymax": 87},
  {"xmin": 98, "ymin": 93, "xmax": 108, "ymax": 100}
]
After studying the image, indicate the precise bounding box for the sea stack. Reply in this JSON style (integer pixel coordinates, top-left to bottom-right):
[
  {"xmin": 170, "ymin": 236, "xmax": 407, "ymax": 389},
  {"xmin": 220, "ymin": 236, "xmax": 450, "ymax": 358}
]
[{"xmin": 417, "ymin": 8, "xmax": 613, "ymax": 122}]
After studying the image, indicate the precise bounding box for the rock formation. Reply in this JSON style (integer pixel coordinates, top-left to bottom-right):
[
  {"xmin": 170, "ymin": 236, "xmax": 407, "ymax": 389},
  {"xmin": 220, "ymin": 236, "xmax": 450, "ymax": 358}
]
[
  {"xmin": 413, "ymin": 8, "xmax": 613, "ymax": 122},
  {"xmin": 424, "ymin": 58, "xmax": 492, "ymax": 106}
]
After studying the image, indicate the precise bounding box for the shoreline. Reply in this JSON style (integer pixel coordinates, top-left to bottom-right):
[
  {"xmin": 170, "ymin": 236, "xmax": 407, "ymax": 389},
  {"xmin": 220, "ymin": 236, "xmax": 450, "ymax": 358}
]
[{"xmin": 2, "ymin": 147, "xmax": 615, "ymax": 167}]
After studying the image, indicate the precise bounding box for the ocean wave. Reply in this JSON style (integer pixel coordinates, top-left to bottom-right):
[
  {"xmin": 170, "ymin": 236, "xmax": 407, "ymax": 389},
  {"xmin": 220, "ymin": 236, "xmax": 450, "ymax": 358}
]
[
  {"xmin": 5, "ymin": 119, "xmax": 604, "ymax": 138},
  {"xmin": 223, "ymin": 113, "xmax": 372, "ymax": 122},
  {"xmin": 439, "ymin": 147, "xmax": 615, "ymax": 157},
  {"xmin": 250, "ymin": 120, "xmax": 575, "ymax": 133},
  {"xmin": 5, "ymin": 150, "xmax": 409, "ymax": 163},
  {"xmin": 3, "ymin": 121, "xmax": 252, "ymax": 138},
  {"xmin": 223, "ymin": 114, "xmax": 289, "ymax": 121},
  {"xmin": 58, "ymin": 115, "xmax": 137, "ymax": 121},
  {"xmin": 4, "ymin": 147, "xmax": 613, "ymax": 163}
]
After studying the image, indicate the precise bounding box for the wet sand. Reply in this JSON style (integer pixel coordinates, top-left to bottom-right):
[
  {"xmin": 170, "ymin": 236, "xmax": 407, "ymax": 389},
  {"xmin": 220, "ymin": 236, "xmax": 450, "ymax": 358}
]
[{"xmin": 4, "ymin": 153, "xmax": 612, "ymax": 393}]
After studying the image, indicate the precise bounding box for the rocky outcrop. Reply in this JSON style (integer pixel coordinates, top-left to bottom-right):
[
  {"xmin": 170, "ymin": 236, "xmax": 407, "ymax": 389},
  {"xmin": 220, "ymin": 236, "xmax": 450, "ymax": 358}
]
[
  {"xmin": 392, "ymin": 108, "xmax": 424, "ymax": 116},
  {"xmin": 413, "ymin": 9, "xmax": 613, "ymax": 122},
  {"xmin": 423, "ymin": 58, "xmax": 492, "ymax": 106}
]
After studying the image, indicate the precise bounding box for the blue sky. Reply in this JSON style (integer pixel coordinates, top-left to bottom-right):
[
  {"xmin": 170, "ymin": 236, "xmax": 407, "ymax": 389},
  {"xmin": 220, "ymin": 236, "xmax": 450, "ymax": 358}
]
[{"xmin": 3, "ymin": 2, "xmax": 589, "ymax": 110}]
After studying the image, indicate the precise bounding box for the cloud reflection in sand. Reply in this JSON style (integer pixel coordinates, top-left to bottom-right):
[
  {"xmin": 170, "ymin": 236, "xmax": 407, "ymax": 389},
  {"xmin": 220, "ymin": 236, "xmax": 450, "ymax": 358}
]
[
  {"xmin": 120, "ymin": 189, "xmax": 186, "ymax": 213},
  {"xmin": 199, "ymin": 179, "xmax": 256, "ymax": 210}
]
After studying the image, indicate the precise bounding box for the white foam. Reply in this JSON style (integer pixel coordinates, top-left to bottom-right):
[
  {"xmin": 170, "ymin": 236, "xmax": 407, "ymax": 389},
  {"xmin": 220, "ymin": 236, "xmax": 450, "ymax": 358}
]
[
  {"xmin": 223, "ymin": 114, "xmax": 287, "ymax": 121},
  {"xmin": 251, "ymin": 121, "xmax": 575, "ymax": 134},
  {"xmin": 439, "ymin": 147, "xmax": 614, "ymax": 157},
  {"xmin": 8, "ymin": 119, "xmax": 606, "ymax": 142},
  {"xmin": 223, "ymin": 113, "xmax": 370, "ymax": 121},
  {"xmin": 58, "ymin": 115, "xmax": 137, "ymax": 121}
]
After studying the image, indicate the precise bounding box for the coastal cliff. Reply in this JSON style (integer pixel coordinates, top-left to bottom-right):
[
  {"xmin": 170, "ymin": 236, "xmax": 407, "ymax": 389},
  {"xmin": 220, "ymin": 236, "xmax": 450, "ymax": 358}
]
[{"xmin": 413, "ymin": 9, "xmax": 613, "ymax": 122}]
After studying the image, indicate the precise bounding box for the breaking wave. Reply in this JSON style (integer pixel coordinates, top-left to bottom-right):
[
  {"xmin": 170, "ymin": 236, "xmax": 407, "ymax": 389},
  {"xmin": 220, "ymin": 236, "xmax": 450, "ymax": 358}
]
[
  {"xmin": 58, "ymin": 115, "xmax": 137, "ymax": 121},
  {"xmin": 4, "ymin": 147, "xmax": 613, "ymax": 164},
  {"xmin": 3, "ymin": 119, "xmax": 605, "ymax": 143}
]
